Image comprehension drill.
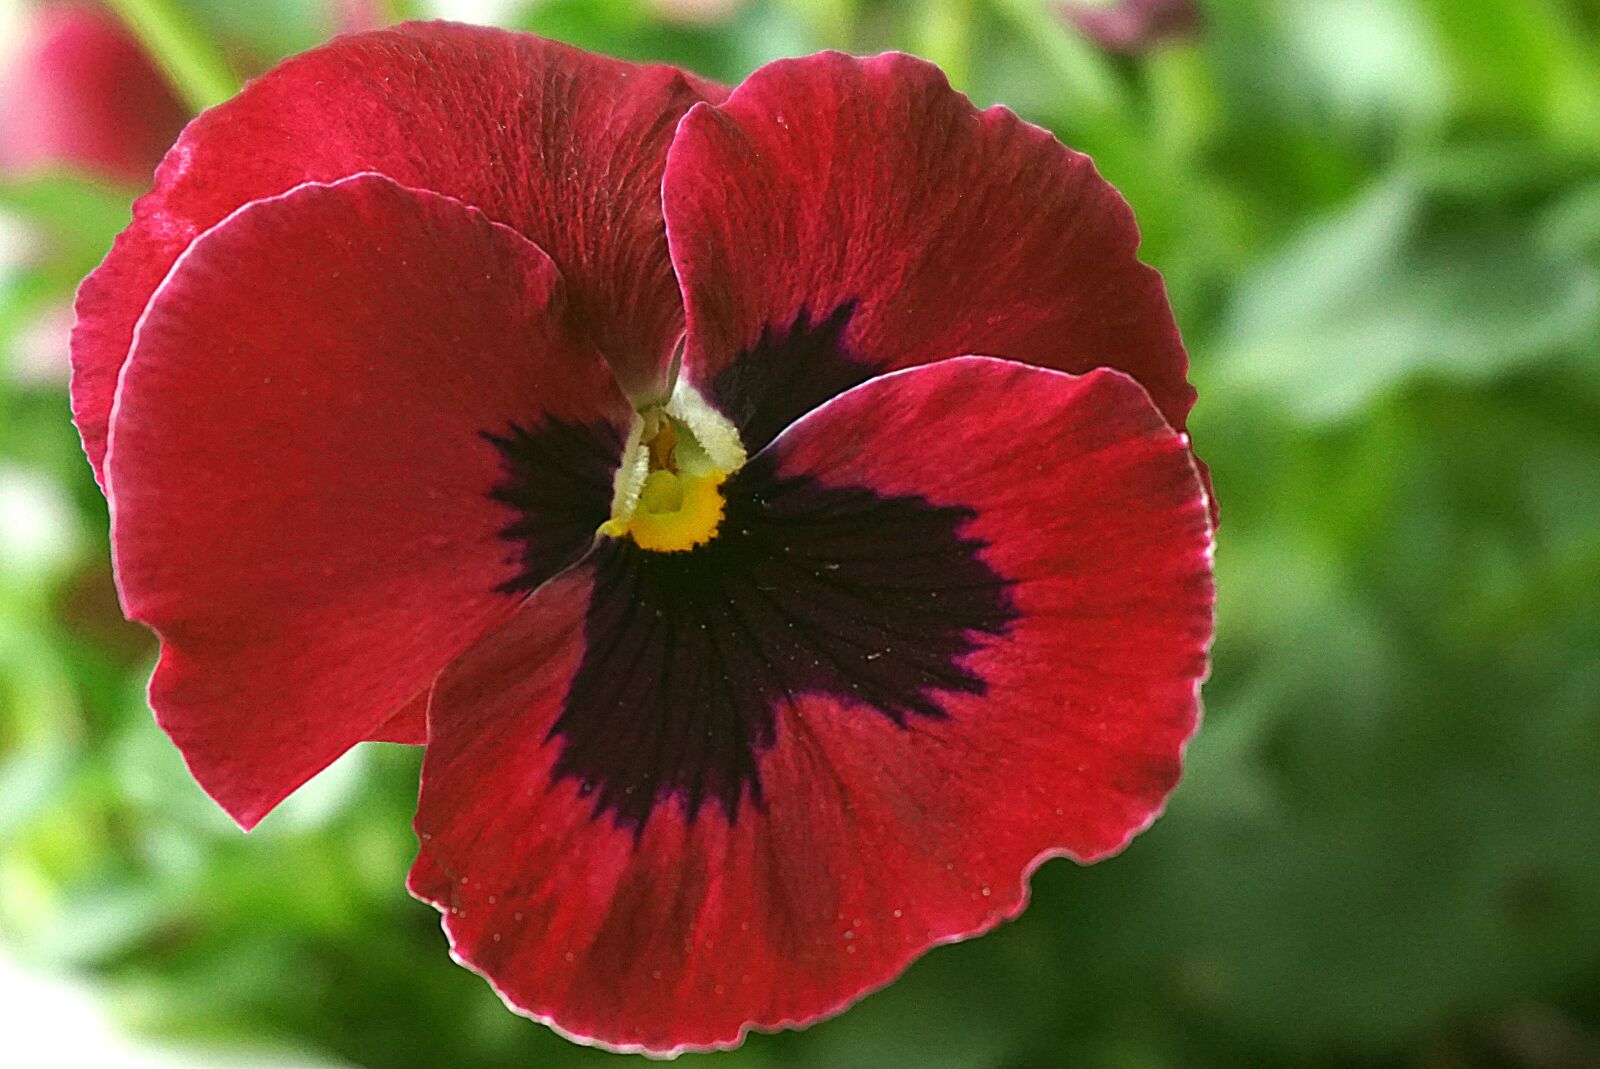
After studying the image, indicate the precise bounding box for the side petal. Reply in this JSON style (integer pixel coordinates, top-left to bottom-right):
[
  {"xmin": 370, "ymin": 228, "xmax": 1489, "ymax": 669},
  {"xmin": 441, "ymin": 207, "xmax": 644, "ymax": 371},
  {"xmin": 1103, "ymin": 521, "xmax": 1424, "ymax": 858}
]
[
  {"xmin": 107, "ymin": 174, "xmax": 631, "ymax": 828},
  {"xmin": 663, "ymin": 50, "xmax": 1194, "ymax": 454},
  {"xmin": 410, "ymin": 356, "xmax": 1213, "ymax": 1053},
  {"xmin": 74, "ymin": 23, "xmax": 719, "ymax": 485}
]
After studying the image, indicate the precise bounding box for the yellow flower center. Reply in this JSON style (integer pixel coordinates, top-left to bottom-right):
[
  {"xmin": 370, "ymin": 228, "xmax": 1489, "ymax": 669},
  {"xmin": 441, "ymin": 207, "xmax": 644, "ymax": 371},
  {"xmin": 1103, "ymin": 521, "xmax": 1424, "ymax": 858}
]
[
  {"xmin": 601, "ymin": 468, "xmax": 728, "ymax": 552},
  {"xmin": 599, "ymin": 384, "xmax": 744, "ymax": 553}
]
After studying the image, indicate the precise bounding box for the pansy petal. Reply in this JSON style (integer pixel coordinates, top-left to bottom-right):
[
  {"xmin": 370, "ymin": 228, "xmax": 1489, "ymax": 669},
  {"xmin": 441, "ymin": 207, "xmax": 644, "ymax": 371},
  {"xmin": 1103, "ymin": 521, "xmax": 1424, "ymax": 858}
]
[
  {"xmin": 75, "ymin": 23, "xmax": 719, "ymax": 486},
  {"xmin": 369, "ymin": 695, "xmax": 429, "ymax": 747},
  {"xmin": 411, "ymin": 356, "xmax": 1212, "ymax": 1053},
  {"xmin": 663, "ymin": 50, "xmax": 1193, "ymax": 455},
  {"xmin": 107, "ymin": 174, "xmax": 631, "ymax": 828}
]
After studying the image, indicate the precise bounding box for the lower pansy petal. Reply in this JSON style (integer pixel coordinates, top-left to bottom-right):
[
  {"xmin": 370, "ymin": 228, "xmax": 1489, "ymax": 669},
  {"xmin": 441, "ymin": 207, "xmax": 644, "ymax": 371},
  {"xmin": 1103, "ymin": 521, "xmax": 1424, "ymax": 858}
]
[
  {"xmin": 411, "ymin": 356, "xmax": 1213, "ymax": 1053},
  {"xmin": 108, "ymin": 174, "xmax": 631, "ymax": 828},
  {"xmin": 663, "ymin": 50, "xmax": 1194, "ymax": 455}
]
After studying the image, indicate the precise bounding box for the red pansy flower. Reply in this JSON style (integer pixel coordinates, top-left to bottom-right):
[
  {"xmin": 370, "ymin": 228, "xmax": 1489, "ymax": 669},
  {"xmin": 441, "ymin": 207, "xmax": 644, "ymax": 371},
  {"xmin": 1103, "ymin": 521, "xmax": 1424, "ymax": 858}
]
[{"xmin": 74, "ymin": 22, "xmax": 1214, "ymax": 1054}]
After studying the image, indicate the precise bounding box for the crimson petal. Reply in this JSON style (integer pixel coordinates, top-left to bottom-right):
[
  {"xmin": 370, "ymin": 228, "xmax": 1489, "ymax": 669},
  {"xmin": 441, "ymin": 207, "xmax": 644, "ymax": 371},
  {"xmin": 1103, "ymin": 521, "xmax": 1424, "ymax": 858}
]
[
  {"xmin": 410, "ymin": 356, "xmax": 1213, "ymax": 1053},
  {"xmin": 75, "ymin": 22, "xmax": 720, "ymax": 485},
  {"xmin": 663, "ymin": 50, "xmax": 1194, "ymax": 455},
  {"xmin": 107, "ymin": 174, "xmax": 631, "ymax": 828},
  {"xmin": 369, "ymin": 695, "xmax": 429, "ymax": 746}
]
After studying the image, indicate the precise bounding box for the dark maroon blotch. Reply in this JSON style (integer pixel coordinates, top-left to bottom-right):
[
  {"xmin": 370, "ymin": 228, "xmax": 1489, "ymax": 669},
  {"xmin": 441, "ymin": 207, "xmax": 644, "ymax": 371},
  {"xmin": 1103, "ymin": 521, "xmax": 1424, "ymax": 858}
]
[
  {"xmin": 708, "ymin": 302, "xmax": 872, "ymax": 454},
  {"xmin": 485, "ymin": 418, "xmax": 622, "ymax": 594},
  {"xmin": 550, "ymin": 453, "xmax": 1018, "ymax": 832}
]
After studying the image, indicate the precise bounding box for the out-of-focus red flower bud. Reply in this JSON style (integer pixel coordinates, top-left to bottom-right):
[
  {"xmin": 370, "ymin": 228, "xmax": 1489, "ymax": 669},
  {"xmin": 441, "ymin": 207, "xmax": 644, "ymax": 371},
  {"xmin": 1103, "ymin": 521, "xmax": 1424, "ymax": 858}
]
[
  {"xmin": 0, "ymin": 3, "xmax": 189, "ymax": 187},
  {"xmin": 331, "ymin": 0, "xmax": 388, "ymax": 35},
  {"xmin": 1059, "ymin": 0, "xmax": 1202, "ymax": 54}
]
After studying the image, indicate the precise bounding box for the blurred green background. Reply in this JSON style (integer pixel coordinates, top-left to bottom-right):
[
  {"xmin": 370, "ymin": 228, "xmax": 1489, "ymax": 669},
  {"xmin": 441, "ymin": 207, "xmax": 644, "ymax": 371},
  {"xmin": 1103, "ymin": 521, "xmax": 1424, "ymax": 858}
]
[{"xmin": 2, "ymin": 0, "xmax": 1599, "ymax": 1066}]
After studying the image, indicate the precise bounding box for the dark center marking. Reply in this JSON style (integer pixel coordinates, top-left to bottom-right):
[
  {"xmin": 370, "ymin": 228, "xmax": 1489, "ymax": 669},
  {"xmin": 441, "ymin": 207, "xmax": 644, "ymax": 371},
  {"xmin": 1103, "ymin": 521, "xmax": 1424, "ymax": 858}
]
[
  {"xmin": 708, "ymin": 301, "xmax": 872, "ymax": 454},
  {"xmin": 551, "ymin": 455, "xmax": 1017, "ymax": 831},
  {"xmin": 486, "ymin": 302, "xmax": 1014, "ymax": 832},
  {"xmin": 485, "ymin": 418, "xmax": 621, "ymax": 594}
]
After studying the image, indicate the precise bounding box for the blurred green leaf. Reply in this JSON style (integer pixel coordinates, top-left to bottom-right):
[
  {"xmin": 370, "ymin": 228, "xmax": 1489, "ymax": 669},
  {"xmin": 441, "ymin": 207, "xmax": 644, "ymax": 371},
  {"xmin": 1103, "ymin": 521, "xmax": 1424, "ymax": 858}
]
[
  {"xmin": 1421, "ymin": 0, "xmax": 1600, "ymax": 149},
  {"xmin": 1273, "ymin": 0, "xmax": 1450, "ymax": 134},
  {"xmin": 1213, "ymin": 175, "xmax": 1600, "ymax": 421},
  {"xmin": 988, "ymin": 0, "xmax": 1128, "ymax": 122},
  {"xmin": 0, "ymin": 175, "xmax": 133, "ymax": 251},
  {"xmin": 1541, "ymin": 178, "xmax": 1600, "ymax": 255}
]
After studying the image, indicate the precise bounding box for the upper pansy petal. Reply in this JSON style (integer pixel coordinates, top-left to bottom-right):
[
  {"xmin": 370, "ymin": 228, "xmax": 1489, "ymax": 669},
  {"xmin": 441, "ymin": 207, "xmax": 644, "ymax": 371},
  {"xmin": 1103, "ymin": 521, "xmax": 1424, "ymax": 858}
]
[
  {"xmin": 107, "ymin": 174, "xmax": 631, "ymax": 828},
  {"xmin": 410, "ymin": 356, "xmax": 1213, "ymax": 1053},
  {"xmin": 662, "ymin": 50, "xmax": 1195, "ymax": 455},
  {"xmin": 74, "ymin": 22, "xmax": 719, "ymax": 486}
]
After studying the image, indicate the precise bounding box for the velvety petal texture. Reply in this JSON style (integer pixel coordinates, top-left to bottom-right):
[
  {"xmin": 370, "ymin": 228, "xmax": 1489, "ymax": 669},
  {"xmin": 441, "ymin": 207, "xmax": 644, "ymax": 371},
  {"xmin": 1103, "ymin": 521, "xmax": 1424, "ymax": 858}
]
[
  {"xmin": 74, "ymin": 21, "xmax": 721, "ymax": 484},
  {"xmin": 368, "ymin": 695, "xmax": 430, "ymax": 747},
  {"xmin": 663, "ymin": 51, "xmax": 1193, "ymax": 454},
  {"xmin": 107, "ymin": 174, "xmax": 631, "ymax": 828},
  {"xmin": 411, "ymin": 357, "xmax": 1213, "ymax": 1053}
]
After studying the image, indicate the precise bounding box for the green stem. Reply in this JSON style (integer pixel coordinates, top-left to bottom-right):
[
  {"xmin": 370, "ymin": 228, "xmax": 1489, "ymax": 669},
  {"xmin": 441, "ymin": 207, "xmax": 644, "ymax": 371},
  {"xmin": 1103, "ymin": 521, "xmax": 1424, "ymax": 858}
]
[
  {"xmin": 105, "ymin": 0, "xmax": 240, "ymax": 113},
  {"xmin": 988, "ymin": 0, "xmax": 1131, "ymax": 123}
]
